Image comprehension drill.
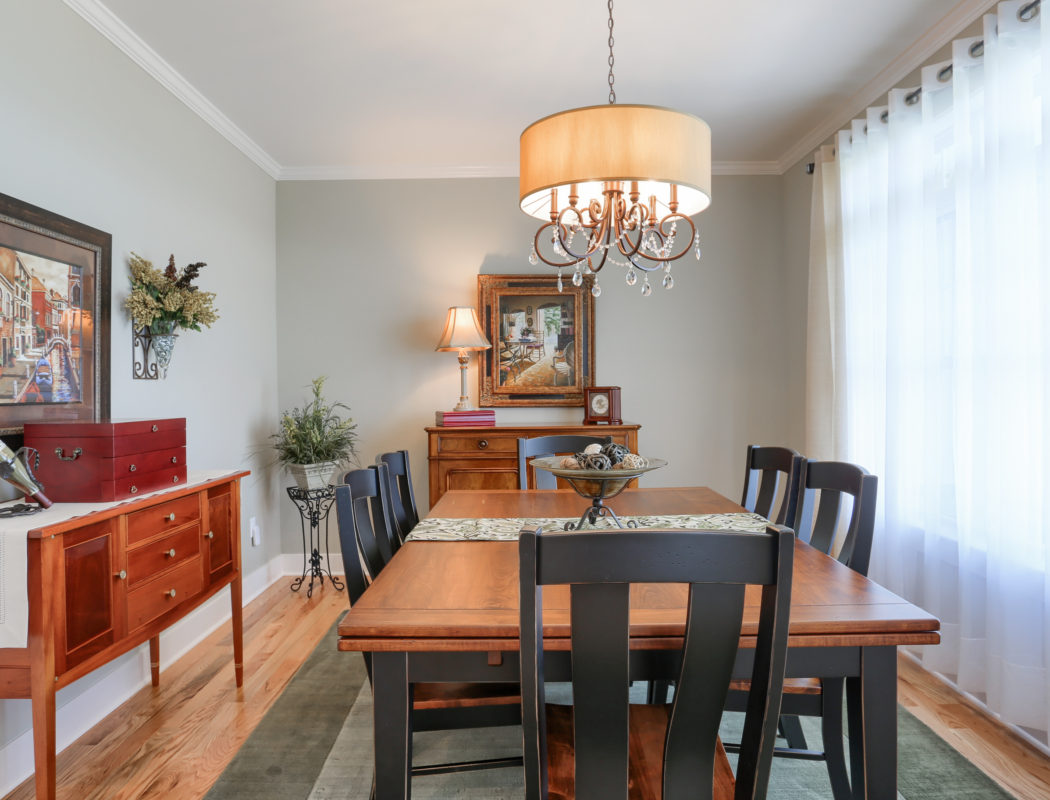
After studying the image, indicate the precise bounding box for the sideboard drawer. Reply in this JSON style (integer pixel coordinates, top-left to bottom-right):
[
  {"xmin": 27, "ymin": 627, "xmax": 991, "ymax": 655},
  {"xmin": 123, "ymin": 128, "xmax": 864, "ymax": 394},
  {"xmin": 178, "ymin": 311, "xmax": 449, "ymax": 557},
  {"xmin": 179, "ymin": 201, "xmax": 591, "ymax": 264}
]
[
  {"xmin": 126, "ymin": 556, "xmax": 203, "ymax": 632},
  {"xmin": 127, "ymin": 494, "xmax": 200, "ymax": 546},
  {"xmin": 434, "ymin": 433, "xmax": 517, "ymax": 454},
  {"xmin": 126, "ymin": 524, "xmax": 202, "ymax": 587}
]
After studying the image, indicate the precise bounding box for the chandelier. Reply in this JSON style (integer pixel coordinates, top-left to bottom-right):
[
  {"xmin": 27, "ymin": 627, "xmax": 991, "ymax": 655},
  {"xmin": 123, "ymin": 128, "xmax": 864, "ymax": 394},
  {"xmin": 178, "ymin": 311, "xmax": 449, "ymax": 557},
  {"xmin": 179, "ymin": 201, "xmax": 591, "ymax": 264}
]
[{"xmin": 519, "ymin": 0, "xmax": 711, "ymax": 297}]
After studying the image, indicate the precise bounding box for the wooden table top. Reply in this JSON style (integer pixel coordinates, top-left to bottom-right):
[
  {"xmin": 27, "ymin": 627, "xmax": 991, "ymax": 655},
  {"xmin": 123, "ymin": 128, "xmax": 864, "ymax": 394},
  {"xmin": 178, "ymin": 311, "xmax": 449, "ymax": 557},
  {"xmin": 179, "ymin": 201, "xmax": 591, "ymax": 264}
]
[{"xmin": 338, "ymin": 488, "xmax": 940, "ymax": 652}]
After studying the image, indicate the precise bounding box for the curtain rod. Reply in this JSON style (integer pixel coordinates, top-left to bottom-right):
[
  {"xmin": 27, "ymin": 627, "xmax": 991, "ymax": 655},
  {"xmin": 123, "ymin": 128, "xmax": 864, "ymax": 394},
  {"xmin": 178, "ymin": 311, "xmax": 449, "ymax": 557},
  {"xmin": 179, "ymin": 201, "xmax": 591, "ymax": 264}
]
[{"xmin": 806, "ymin": 0, "xmax": 1041, "ymax": 175}]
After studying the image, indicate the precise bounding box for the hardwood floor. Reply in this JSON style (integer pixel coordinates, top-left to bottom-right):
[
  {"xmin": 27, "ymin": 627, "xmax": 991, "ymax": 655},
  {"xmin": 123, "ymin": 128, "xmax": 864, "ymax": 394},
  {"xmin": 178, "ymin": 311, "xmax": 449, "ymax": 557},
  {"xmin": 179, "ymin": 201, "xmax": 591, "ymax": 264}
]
[
  {"xmin": 3, "ymin": 579, "xmax": 347, "ymax": 800},
  {"xmin": 4, "ymin": 579, "xmax": 1049, "ymax": 800}
]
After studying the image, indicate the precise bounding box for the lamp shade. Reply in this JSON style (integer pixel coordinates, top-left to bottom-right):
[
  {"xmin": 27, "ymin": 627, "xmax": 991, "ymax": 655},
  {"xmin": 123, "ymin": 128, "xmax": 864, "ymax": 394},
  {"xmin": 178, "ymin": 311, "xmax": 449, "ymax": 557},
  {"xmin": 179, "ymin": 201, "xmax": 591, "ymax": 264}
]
[
  {"xmin": 435, "ymin": 307, "xmax": 491, "ymax": 351},
  {"xmin": 519, "ymin": 104, "xmax": 712, "ymax": 219}
]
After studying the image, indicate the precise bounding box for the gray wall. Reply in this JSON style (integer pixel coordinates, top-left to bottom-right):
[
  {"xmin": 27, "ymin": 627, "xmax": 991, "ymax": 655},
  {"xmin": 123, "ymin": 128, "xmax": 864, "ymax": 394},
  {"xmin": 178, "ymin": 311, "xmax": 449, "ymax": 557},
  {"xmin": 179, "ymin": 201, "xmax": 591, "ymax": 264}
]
[
  {"xmin": 276, "ymin": 174, "xmax": 808, "ymax": 551},
  {"xmin": 0, "ymin": 0, "xmax": 279, "ymax": 770}
]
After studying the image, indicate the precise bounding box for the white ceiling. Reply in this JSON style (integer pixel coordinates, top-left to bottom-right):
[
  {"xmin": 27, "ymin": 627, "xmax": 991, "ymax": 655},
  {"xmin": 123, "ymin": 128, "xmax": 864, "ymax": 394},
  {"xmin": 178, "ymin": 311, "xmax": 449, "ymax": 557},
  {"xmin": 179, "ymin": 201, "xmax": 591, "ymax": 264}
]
[{"xmin": 70, "ymin": 0, "xmax": 992, "ymax": 179}]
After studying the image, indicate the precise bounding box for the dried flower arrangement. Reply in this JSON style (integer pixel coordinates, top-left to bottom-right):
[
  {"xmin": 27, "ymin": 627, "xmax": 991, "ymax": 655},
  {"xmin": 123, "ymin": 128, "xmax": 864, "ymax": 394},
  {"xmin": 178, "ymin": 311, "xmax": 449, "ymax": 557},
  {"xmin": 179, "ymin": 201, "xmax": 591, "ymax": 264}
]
[{"xmin": 124, "ymin": 253, "xmax": 219, "ymax": 334}]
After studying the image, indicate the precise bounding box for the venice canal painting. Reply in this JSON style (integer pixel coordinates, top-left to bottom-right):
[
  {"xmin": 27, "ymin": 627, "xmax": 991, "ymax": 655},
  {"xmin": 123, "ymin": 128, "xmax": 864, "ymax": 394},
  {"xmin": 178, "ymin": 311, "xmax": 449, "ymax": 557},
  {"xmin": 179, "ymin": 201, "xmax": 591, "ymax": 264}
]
[{"xmin": 0, "ymin": 247, "xmax": 87, "ymax": 405}]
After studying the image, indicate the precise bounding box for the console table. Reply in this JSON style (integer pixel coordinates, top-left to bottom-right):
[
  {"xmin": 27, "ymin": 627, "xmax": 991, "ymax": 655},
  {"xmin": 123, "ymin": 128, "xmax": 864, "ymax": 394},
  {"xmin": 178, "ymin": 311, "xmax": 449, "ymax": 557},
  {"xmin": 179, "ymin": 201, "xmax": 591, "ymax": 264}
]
[
  {"xmin": 425, "ymin": 422, "xmax": 640, "ymax": 506},
  {"xmin": 0, "ymin": 469, "xmax": 247, "ymax": 800}
]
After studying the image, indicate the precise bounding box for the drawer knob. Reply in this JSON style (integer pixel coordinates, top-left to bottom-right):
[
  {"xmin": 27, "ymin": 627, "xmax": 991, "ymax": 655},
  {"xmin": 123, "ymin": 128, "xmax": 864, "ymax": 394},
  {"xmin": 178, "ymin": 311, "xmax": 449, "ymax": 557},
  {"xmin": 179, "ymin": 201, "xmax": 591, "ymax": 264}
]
[
  {"xmin": 54, "ymin": 447, "xmax": 82, "ymax": 462},
  {"xmin": 167, "ymin": 512, "xmax": 176, "ymax": 521},
  {"xmin": 152, "ymin": 424, "xmax": 159, "ymax": 432},
  {"xmin": 115, "ymin": 569, "xmax": 127, "ymax": 580},
  {"xmin": 130, "ymin": 486, "xmax": 138, "ymax": 494},
  {"xmin": 478, "ymin": 439, "xmax": 488, "ymax": 449},
  {"xmin": 166, "ymin": 589, "xmax": 176, "ymax": 598},
  {"xmin": 172, "ymin": 475, "xmax": 179, "ymax": 483},
  {"xmin": 165, "ymin": 548, "xmax": 176, "ymax": 558},
  {"xmin": 171, "ymin": 456, "xmax": 178, "ymax": 464},
  {"xmin": 205, "ymin": 530, "xmax": 214, "ymax": 540},
  {"xmin": 129, "ymin": 464, "xmax": 137, "ymax": 472}
]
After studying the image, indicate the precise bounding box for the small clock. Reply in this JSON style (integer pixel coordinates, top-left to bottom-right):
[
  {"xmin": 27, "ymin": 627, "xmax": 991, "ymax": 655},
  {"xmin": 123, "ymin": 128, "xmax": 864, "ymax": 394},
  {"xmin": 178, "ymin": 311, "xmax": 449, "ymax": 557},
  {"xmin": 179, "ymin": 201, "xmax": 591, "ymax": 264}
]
[{"xmin": 583, "ymin": 386, "xmax": 622, "ymax": 425}]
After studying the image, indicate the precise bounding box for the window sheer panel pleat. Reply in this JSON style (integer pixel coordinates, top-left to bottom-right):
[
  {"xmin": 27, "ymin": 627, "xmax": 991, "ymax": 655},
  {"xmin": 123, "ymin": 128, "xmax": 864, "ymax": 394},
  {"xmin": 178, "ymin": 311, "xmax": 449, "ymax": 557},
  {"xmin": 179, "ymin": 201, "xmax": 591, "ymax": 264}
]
[{"xmin": 808, "ymin": 0, "xmax": 1050, "ymax": 744}]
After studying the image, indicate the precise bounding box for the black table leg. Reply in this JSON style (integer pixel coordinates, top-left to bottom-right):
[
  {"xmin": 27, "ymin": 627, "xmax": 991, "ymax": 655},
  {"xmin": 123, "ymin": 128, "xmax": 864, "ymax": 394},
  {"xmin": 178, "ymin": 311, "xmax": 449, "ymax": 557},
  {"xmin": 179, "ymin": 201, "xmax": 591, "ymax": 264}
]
[
  {"xmin": 373, "ymin": 652, "xmax": 412, "ymax": 800},
  {"xmin": 854, "ymin": 646, "xmax": 898, "ymax": 799}
]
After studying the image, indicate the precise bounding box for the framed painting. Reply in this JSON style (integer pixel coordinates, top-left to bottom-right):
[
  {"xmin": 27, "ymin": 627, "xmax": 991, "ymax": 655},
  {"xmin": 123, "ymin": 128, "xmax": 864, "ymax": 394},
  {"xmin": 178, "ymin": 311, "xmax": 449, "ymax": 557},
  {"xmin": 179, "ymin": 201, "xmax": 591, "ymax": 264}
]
[
  {"xmin": 478, "ymin": 274, "xmax": 595, "ymax": 407},
  {"xmin": 0, "ymin": 193, "xmax": 110, "ymax": 434}
]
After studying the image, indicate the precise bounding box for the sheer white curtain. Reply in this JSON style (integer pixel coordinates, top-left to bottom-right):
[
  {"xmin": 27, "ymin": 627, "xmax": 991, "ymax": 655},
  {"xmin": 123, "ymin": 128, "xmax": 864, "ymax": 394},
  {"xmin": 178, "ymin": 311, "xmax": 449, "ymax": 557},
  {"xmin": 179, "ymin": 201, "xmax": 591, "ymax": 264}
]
[{"xmin": 808, "ymin": 1, "xmax": 1050, "ymax": 746}]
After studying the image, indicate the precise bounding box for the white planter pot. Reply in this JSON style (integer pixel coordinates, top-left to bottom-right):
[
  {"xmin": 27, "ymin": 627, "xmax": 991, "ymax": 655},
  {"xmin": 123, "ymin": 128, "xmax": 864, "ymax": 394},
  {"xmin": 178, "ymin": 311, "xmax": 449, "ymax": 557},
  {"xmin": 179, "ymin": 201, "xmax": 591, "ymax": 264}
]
[{"xmin": 287, "ymin": 461, "xmax": 341, "ymax": 490}]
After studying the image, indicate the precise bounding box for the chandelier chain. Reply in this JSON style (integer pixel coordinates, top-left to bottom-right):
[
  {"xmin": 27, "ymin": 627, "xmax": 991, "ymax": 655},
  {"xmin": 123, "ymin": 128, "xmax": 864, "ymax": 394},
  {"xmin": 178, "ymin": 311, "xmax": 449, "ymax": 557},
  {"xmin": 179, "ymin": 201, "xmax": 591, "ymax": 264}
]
[{"xmin": 607, "ymin": 0, "xmax": 616, "ymax": 104}]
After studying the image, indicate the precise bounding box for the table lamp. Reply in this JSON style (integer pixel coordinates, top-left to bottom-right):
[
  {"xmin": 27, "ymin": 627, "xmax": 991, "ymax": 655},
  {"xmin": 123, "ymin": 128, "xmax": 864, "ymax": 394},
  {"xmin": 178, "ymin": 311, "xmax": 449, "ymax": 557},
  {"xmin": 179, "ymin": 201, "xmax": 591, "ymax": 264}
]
[{"xmin": 436, "ymin": 306, "xmax": 492, "ymax": 411}]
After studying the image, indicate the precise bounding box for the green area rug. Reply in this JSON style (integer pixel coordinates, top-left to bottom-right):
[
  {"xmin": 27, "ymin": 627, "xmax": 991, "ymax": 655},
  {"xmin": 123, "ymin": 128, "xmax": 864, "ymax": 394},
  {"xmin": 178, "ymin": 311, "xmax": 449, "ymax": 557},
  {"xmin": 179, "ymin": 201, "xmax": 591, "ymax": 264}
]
[{"xmin": 206, "ymin": 618, "xmax": 1014, "ymax": 799}]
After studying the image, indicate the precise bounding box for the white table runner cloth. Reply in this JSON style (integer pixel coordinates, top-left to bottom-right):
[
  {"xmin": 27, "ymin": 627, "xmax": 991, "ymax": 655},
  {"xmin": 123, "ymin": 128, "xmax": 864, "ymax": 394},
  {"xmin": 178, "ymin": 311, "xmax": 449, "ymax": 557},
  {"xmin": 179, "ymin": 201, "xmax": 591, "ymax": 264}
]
[{"xmin": 406, "ymin": 512, "xmax": 770, "ymax": 542}]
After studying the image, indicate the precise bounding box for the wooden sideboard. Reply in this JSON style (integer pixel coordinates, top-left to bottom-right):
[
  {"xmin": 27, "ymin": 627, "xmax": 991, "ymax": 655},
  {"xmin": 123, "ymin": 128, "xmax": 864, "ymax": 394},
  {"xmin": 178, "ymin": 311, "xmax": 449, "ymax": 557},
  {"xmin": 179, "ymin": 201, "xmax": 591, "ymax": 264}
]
[
  {"xmin": 0, "ymin": 470, "xmax": 248, "ymax": 800},
  {"xmin": 425, "ymin": 423, "xmax": 640, "ymax": 506}
]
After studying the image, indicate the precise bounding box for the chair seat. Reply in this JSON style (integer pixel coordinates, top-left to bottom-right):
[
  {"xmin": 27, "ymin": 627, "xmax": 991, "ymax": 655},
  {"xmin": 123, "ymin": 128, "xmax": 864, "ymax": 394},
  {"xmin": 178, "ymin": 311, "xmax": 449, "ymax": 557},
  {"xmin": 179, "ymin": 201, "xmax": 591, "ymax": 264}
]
[
  {"xmin": 730, "ymin": 676, "xmax": 823, "ymax": 696},
  {"xmin": 544, "ymin": 703, "xmax": 736, "ymax": 800},
  {"xmin": 412, "ymin": 682, "xmax": 521, "ymax": 710}
]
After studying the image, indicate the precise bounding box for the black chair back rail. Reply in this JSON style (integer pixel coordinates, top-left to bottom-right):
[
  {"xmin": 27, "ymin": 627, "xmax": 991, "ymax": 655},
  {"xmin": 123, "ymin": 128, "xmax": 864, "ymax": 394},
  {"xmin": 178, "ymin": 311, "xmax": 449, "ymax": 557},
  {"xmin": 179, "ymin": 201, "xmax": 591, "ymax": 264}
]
[
  {"xmin": 740, "ymin": 444, "xmax": 804, "ymax": 528},
  {"xmin": 795, "ymin": 460, "xmax": 878, "ymax": 575},
  {"xmin": 520, "ymin": 526, "xmax": 794, "ymax": 800},
  {"xmin": 376, "ymin": 450, "xmax": 419, "ymax": 543},
  {"xmin": 517, "ymin": 434, "xmax": 613, "ymax": 490}
]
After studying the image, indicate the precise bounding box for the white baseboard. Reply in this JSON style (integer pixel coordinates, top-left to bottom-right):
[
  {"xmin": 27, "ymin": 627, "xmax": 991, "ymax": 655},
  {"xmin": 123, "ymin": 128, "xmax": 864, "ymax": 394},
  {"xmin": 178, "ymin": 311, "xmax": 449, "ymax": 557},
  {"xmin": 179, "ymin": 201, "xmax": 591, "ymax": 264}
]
[{"xmin": 0, "ymin": 552, "xmax": 299, "ymax": 797}]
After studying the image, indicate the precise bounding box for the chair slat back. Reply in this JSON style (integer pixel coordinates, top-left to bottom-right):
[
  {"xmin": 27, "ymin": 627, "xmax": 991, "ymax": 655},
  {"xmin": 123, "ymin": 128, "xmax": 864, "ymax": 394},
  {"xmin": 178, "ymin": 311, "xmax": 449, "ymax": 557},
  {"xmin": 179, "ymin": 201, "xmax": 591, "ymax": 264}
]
[
  {"xmin": 376, "ymin": 450, "xmax": 419, "ymax": 542},
  {"xmin": 740, "ymin": 444, "xmax": 804, "ymax": 527},
  {"xmin": 794, "ymin": 460, "xmax": 878, "ymax": 576},
  {"xmin": 517, "ymin": 434, "xmax": 613, "ymax": 490},
  {"xmin": 519, "ymin": 526, "xmax": 794, "ymax": 800},
  {"xmin": 334, "ymin": 485, "xmax": 370, "ymax": 605},
  {"xmin": 340, "ymin": 464, "xmax": 398, "ymax": 578}
]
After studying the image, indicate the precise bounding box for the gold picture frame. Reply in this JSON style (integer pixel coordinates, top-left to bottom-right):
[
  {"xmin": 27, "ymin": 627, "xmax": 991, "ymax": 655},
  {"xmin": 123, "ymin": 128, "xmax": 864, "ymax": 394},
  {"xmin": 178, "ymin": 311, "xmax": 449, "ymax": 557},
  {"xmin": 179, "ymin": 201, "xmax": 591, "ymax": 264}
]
[{"xmin": 478, "ymin": 274, "xmax": 595, "ymax": 407}]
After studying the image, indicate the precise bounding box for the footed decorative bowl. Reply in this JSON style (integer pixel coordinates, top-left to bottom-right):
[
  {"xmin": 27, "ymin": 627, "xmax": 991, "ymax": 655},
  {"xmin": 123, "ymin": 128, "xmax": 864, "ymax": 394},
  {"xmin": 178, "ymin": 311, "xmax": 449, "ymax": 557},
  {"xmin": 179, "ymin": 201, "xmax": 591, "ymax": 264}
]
[{"xmin": 530, "ymin": 456, "xmax": 667, "ymax": 529}]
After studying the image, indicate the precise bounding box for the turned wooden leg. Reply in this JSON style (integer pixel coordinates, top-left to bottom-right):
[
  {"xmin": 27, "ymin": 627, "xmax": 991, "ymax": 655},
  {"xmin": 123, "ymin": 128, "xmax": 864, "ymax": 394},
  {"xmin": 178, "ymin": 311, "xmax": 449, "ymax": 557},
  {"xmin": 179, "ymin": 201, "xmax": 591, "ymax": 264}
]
[
  {"xmin": 231, "ymin": 575, "xmax": 244, "ymax": 687},
  {"xmin": 149, "ymin": 636, "xmax": 161, "ymax": 687}
]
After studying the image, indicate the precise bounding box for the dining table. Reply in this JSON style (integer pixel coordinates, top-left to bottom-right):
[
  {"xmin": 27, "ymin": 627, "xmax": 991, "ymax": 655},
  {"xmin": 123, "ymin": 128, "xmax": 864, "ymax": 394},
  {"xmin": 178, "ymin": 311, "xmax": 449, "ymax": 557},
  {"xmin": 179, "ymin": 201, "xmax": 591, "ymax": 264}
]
[{"xmin": 337, "ymin": 486, "xmax": 941, "ymax": 800}]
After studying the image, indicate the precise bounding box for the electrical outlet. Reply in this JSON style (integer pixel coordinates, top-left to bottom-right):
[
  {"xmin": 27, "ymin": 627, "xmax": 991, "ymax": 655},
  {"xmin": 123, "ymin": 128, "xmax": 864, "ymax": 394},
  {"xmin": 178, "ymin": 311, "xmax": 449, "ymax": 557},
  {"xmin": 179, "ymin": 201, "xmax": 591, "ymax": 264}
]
[{"xmin": 249, "ymin": 517, "xmax": 261, "ymax": 546}]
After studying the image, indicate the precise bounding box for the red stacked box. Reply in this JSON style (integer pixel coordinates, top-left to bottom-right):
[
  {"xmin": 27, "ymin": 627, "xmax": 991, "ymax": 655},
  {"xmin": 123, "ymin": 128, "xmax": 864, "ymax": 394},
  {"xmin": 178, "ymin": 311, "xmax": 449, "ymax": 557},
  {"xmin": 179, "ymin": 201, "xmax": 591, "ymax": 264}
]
[
  {"xmin": 23, "ymin": 418, "xmax": 187, "ymax": 502},
  {"xmin": 435, "ymin": 409, "xmax": 495, "ymax": 427}
]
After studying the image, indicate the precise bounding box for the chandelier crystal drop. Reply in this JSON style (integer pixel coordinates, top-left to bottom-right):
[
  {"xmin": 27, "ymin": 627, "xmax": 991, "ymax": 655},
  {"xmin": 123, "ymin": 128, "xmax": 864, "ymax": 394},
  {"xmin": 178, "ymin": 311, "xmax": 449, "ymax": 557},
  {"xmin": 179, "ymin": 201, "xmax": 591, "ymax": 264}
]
[{"xmin": 518, "ymin": 0, "xmax": 711, "ymax": 297}]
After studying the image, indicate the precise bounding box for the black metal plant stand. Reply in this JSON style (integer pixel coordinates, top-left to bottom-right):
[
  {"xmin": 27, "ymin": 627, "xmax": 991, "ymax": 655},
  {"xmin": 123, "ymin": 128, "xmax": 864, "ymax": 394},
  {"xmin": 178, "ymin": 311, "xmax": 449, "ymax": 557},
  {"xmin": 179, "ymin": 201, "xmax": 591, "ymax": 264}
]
[{"xmin": 286, "ymin": 486, "xmax": 345, "ymax": 597}]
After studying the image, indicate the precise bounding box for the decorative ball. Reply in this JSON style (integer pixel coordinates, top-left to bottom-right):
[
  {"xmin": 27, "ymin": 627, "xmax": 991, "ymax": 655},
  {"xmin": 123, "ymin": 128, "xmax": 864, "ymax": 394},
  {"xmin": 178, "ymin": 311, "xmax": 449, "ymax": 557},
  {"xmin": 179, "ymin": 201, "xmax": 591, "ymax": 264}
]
[
  {"xmin": 583, "ymin": 443, "xmax": 603, "ymax": 455},
  {"xmin": 580, "ymin": 453, "xmax": 612, "ymax": 470},
  {"xmin": 559, "ymin": 456, "xmax": 580, "ymax": 469},
  {"xmin": 619, "ymin": 453, "xmax": 648, "ymax": 469},
  {"xmin": 601, "ymin": 442, "xmax": 630, "ymax": 465}
]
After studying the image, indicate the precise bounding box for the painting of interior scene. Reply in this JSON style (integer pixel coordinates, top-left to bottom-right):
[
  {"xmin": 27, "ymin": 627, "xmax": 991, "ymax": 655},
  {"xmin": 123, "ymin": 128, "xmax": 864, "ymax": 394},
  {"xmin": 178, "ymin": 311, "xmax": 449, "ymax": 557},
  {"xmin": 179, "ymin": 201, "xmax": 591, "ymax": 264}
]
[
  {"xmin": 0, "ymin": 247, "xmax": 86, "ymax": 405},
  {"xmin": 497, "ymin": 294, "xmax": 575, "ymax": 388}
]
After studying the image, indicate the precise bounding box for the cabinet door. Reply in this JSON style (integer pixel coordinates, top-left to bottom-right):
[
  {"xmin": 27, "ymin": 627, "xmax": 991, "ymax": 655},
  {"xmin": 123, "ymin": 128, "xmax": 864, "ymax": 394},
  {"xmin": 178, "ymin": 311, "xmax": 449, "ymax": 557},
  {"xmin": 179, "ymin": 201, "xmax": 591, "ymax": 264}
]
[
  {"xmin": 206, "ymin": 486, "xmax": 234, "ymax": 580},
  {"xmin": 59, "ymin": 519, "xmax": 120, "ymax": 673}
]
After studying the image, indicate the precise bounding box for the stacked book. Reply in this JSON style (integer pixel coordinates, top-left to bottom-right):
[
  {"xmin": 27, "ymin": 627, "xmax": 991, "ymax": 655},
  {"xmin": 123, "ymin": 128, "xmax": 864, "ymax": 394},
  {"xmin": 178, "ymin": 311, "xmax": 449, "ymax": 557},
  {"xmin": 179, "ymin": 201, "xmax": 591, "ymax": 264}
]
[{"xmin": 436, "ymin": 409, "xmax": 496, "ymax": 427}]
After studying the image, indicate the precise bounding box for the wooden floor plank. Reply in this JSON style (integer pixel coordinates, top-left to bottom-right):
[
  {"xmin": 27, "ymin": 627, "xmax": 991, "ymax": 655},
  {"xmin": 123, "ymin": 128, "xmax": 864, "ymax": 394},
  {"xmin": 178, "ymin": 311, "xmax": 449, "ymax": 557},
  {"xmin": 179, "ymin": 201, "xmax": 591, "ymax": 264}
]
[
  {"xmin": 898, "ymin": 651, "xmax": 1050, "ymax": 800},
  {"xmin": 2, "ymin": 580, "xmax": 346, "ymax": 800},
  {"xmin": 4, "ymin": 580, "xmax": 1050, "ymax": 799}
]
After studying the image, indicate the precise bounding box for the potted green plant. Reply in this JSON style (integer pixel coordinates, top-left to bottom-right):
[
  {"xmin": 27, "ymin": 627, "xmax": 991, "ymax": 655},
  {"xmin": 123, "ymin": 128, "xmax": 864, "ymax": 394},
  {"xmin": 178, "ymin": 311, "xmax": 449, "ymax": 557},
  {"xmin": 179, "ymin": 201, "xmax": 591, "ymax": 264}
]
[{"xmin": 272, "ymin": 376, "xmax": 358, "ymax": 489}]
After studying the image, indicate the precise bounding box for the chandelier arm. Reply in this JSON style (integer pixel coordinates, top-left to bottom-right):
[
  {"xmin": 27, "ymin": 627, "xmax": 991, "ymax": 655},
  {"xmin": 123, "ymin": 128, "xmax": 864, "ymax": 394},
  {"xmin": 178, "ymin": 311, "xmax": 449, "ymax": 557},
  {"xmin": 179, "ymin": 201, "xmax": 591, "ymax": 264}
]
[{"xmin": 532, "ymin": 223, "xmax": 585, "ymax": 269}]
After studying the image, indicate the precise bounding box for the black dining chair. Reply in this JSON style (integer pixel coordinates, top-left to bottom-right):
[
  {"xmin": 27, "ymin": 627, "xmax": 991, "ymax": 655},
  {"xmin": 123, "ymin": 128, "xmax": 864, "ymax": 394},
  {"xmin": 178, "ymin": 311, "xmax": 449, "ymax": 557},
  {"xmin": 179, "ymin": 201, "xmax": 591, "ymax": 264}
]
[
  {"xmin": 340, "ymin": 464, "xmax": 399, "ymax": 577},
  {"xmin": 517, "ymin": 434, "xmax": 611, "ymax": 490},
  {"xmin": 740, "ymin": 444, "xmax": 805, "ymax": 527},
  {"xmin": 334, "ymin": 484, "xmax": 523, "ymax": 783},
  {"xmin": 726, "ymin": 459, "xmax": 878, "ymax": 800},
  {"xmin": 519, "ymin": 524, "xmax": 794, "ymax": 800},
  {"xmin": 375, "ymin": 450, "xmax": 419, "ymax": 543}
]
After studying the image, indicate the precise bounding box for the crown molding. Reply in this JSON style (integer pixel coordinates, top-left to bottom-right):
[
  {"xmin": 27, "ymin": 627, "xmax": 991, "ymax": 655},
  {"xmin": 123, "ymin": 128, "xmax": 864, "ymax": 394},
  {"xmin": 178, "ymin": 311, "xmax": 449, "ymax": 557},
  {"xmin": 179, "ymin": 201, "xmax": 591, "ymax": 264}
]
[
  {"xmin": 775, "ymin": 0, "xmax": 998, "ymax": 173},
  {"xmin": 278, "ymin": 163, "xmax": 519, "ymax": 181},
  {"xmin": 63, "ymin": 0, "xmax": 282, "ymax": 179}
]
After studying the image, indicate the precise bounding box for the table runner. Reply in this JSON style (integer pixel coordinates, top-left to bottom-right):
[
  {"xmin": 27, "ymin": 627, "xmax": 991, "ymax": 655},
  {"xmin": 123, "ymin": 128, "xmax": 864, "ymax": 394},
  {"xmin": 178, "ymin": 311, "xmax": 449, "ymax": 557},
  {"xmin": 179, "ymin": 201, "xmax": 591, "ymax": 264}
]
[
  {"xmin": 0, "ymin": 469, "xmax": 234, "ymax": 649},
  {"xmin": 406, "ymin": 511, "xmax": 770, "ymax": 542}
]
